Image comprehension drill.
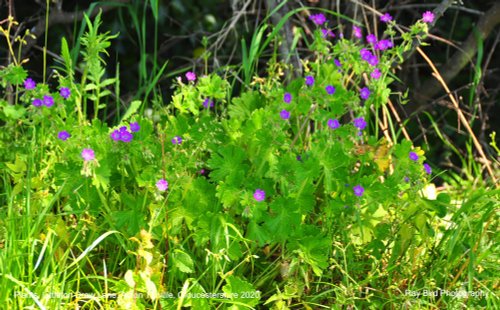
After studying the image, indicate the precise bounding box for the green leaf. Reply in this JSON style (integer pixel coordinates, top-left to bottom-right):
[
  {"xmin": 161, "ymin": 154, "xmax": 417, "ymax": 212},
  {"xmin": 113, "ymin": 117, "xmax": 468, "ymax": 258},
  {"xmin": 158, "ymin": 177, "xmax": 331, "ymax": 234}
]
[
  {"xmin": 120, "ymin": 100, "xmax": 142, "ymax": 122},
  {"xmin": 2, "ymin": 103, "xmax": 26, "ymax": 120},
  {"xmin": 172, "ymin": 249, "xmax": 194, "ymax": 273},
  {"xmin": 208, "ymin": 145, "xmax": 249, "ymax": 183},
  {"xmin": 246, "ymin": 220, "xmax": 270, "ymax": 246},
  {"xmin": 0, "ymin": 64, "xmax": 27, "ymax": 85},
  {"xmin": 222, "ymin": 276, "xmax": 260, "ymax": 307}
]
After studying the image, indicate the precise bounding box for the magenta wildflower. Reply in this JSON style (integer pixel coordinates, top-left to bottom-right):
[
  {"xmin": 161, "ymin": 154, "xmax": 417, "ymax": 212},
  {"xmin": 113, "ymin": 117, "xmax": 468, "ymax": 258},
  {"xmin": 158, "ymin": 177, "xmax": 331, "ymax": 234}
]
[
  {"xmin": 370, "ymin": 68, "xmax": 381, "ymax": 79},
  {"xmin": 325, "ymin": 85, "xmax": 336, "ymax": 95},
  {"xmin": 43, "ymin": 95, "xmax": 54, "ymax": 107},
  {"xmin": 327, "ymin": 119, "xmax": 340, "ymax": 129},
  {"xmin": 423, "ymin": 163, "xmax": 432, "ymax": 175},
  {"xmin": 57, "ymin": 131, "xmax": 71, "ymax": 141},
  {"xmin": 353, "ymin": 25, "xmax": 362, "ymax": 38},
  {"xmin": 32, "ymin": 98, "xmax": 43, "ymax": 107},
  {"xmin": 366, "ymin": 34, "xmax": 377, "ymax": 44},
  {"xmin": 81, "ymin": 148, "xmax": 95, "ymax": 161},
  {"xmin": 60, "ymin": 87, "xmax": 71, "ymax": 99},
  {"xmin": 422, "ymin": 11, "xmax": 435, "ymax": 23},
  {"xmin": 360, "ymin": 48, "xmax": 372, "ymax": 61},
  {"xmin": 367, "ymin": 54, "xmax": 379, "ymax": 66},
  {"xmin": 360, "ymin": 87, "xmax": 371, "ymax": 100},
  {"xmin": 321, "ymin": 28, "xmax": 335, "ymax": 38},
  {"xmin": 253, "ymin": 189, "xmax": 266, "ymax": 202},
  {"xmin": 110, "ymin": 130, "xmax": 121, "ymax": 141},
  {"xmin": 120, "ymin": 130, "xmax": 133, "ymax": 143},
  {"xmin": 409, "ymin": 152, "xmax": 419, "ymax": 161},
  {"xmin": 24, "ymin": 78, "xmax": 36, "ymax": 90},
  {"xmin": 305, "ymin": 75, "xmax": 314, "ymax": 86},
  {"xmin": 283, "ymin": 92, "xmax": 292, "ymax": 103},
  {"xmin": 376, "ymin": 39, "xmax": 393, "ymax": 51},
  {"xmin": 380, "ymin": 13, "xmax": 393, "ymax": 23},
  {"xmin": 309, "ymin": 13, "xmax": 327, "ymax": 26},
  {"xmin": 353, "ymin": 117, "xmax": 367, "ymax": 130},
  {"xmin": 130, "ymin": 122, "xmax": 140, "ymax": 132},
  {"xmin": 280, "ymin": 109, "xmax": 290, "ymax": 120},
  {"xmin": 203, "ymin": 98, "xmax": 214, "ymax": 108},
  {"xmin": 156, "ymin": 179, "xmax": 169, "ymax": 191},
  {"xmin": 185, "ymin": 71, "xmax": 196, "ymax": 82},
  {"xmin": 353, "ymin": 185, "xmax": 364, "ymax": 197},
  {"xmin": 172, "ymin": 136, "xmax": 182, "ymax": 145}
]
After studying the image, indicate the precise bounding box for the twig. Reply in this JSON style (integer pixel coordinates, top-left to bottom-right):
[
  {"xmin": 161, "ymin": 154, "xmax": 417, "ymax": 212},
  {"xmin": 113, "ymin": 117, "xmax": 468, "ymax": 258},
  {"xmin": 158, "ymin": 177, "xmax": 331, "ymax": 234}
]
[
  {"xmin": 416, "ymin": 47, "xmax": 497, "ymax": 185},
  {"xmin": 416, "ymin": 2, "xmax": 500, "ymax": 101}
]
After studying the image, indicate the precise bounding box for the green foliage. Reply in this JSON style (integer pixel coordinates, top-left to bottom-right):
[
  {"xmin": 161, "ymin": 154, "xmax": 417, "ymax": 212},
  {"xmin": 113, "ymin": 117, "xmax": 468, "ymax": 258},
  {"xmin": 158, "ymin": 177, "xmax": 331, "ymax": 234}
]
[{"xmin": 0, "ymin": 9, "xmax": 497, "ymax": 310}]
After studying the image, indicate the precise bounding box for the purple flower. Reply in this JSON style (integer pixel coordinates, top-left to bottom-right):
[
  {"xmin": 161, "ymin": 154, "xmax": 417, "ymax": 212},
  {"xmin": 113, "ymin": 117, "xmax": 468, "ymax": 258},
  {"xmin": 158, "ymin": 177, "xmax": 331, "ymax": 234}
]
[
  {"xmin": 409, "ymin": 151, "xmax": 419, "ymax": 161},
  {"xmin": 60, "ymin": 87, "xmax": 71, "ymax": 99},
  {"xmin": 366, "ymin": 34, "xmax": 377, "ymax": 44},
  {"xmin": 130, "ymin": 122, "xmax": 140, "ymax": 132},
  {"xmin": 327, "ymin": 119, "xmax": 340, "ymax": 129},
  {"xmin": 325, "ymin": 85, "xmax": 336, "ymax": 95},
  {"xmin": 24, "ymin": 78, "xmax": 36, "ymax": 90},
  {"xmin": 203, "ymin": 98, "xmax": 214, "ymax": 108},
  {"xmin": 360, "ymin": 87, "xmax": 371, "ymax": 100},
  {"xmin": 321, "ymin": 28, "xmax": 335, "ymax": 38},
  {"xmin": 353, "ymin": 117, "xmax": 367, "ymax": 130},
  {"xmin": 280, "ymin": 109, "xmax": 290, "ymax": 120},
  {"xmin": 422, "ymin": 11, "xmax": 435, "ymax": 23},
  {"xmin": 253, "ymin": 189, "xmax": 266, "ymax": 202},
  {"xmin": 423, "ymin": 163, "xmax": 432, "ymax": 175},
  {"xmin": 283, "ymin": 92, "xmax": 292, "ymax": 103},
  {"xmin": 110, "ymin": 130, "xmax": 121, "ymax": 141},
  {"xmin": 367, "ymin": 54, "xmax": 379, "ymax": 66},
  {"xmin": 32, "ymin": 98, "xmax": 43, "ymax": 107},
  {"xmin": 404, "ymin": 176, "xmax": 410, "ymax": 183},
  {"xmin": 370, "ymin": 68, "xmax": 381, "ymax": 79},
  {"xmin": 185, "ymin": 71, "xmax": 196, "ymax": 82},
  {"xmin": 57, "ymin": 131, "xmax": 71, "ymax": 141},
  {"xmin": 156, "ymin": 179, "xmax": 169, "ymax": 191},
  {"xmin": 380, "ymin": 13, "xmax": 393, "ymax": 23},
  {"xmin": 353, "ymin": 26, "xmax": 362, "ymax": 38},
  {"xmin": 376, "ymin": 39, "xmax": 393, "ymax": 51},
  {"xmin": 353, "ymin": 185, "xmax": 364, "ymax": 197},
  {"xmin": 172, "ymin": 136, "xmax": 182, "ymax": 145},
  {"xmin": 309, "ymin": 13, "xmax": 327, "ymax": 26},
  {"xmin": 296, "ymin": 155, "xmax": 302, "ymax": 161},
  {"xmin": 334, "ymin": 59, "xmax": 342, "ymax": 67},
  {"xmin": 43, "ymin": 95, "xmax": 54, "ymax": 107},
  {"xmin": 360, "ymin": 48, "xmax": 373, "ymax": 61},
  {"xmin": 305, "ymin": 75, "xmax": 315, "ymax": 86},
  {"xmin": 120, "ymin": 130, "xmax": 133, "ymax": 143},
  {"xmin": 81, "ymin": 148, "xmax": 95, "ymax": 161}
]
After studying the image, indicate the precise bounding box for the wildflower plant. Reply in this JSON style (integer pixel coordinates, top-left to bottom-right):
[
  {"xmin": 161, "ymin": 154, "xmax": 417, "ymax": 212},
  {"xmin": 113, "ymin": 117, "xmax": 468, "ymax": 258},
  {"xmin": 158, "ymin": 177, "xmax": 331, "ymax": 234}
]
[{"xmin": 2, "ymin": 7, "xmax": 493, "ymax": 310}]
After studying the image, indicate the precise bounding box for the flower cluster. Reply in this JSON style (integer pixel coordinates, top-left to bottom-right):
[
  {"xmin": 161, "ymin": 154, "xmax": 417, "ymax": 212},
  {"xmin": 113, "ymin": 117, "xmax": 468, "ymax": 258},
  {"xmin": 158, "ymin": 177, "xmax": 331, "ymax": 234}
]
[
  {"xmin": 409, "ymin": 151, "xmax": 433, "ymax": 175},
  {"xmin": 360, "ymin": 48, "xmax": 379, "ymax": 66},
  {"xmin": 25, "ymin": 78, "xmax": 71, "ymax": 108},
  {"xmin": 110, "ymin": 122, "xmax": 140, "ymax": 143}
]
